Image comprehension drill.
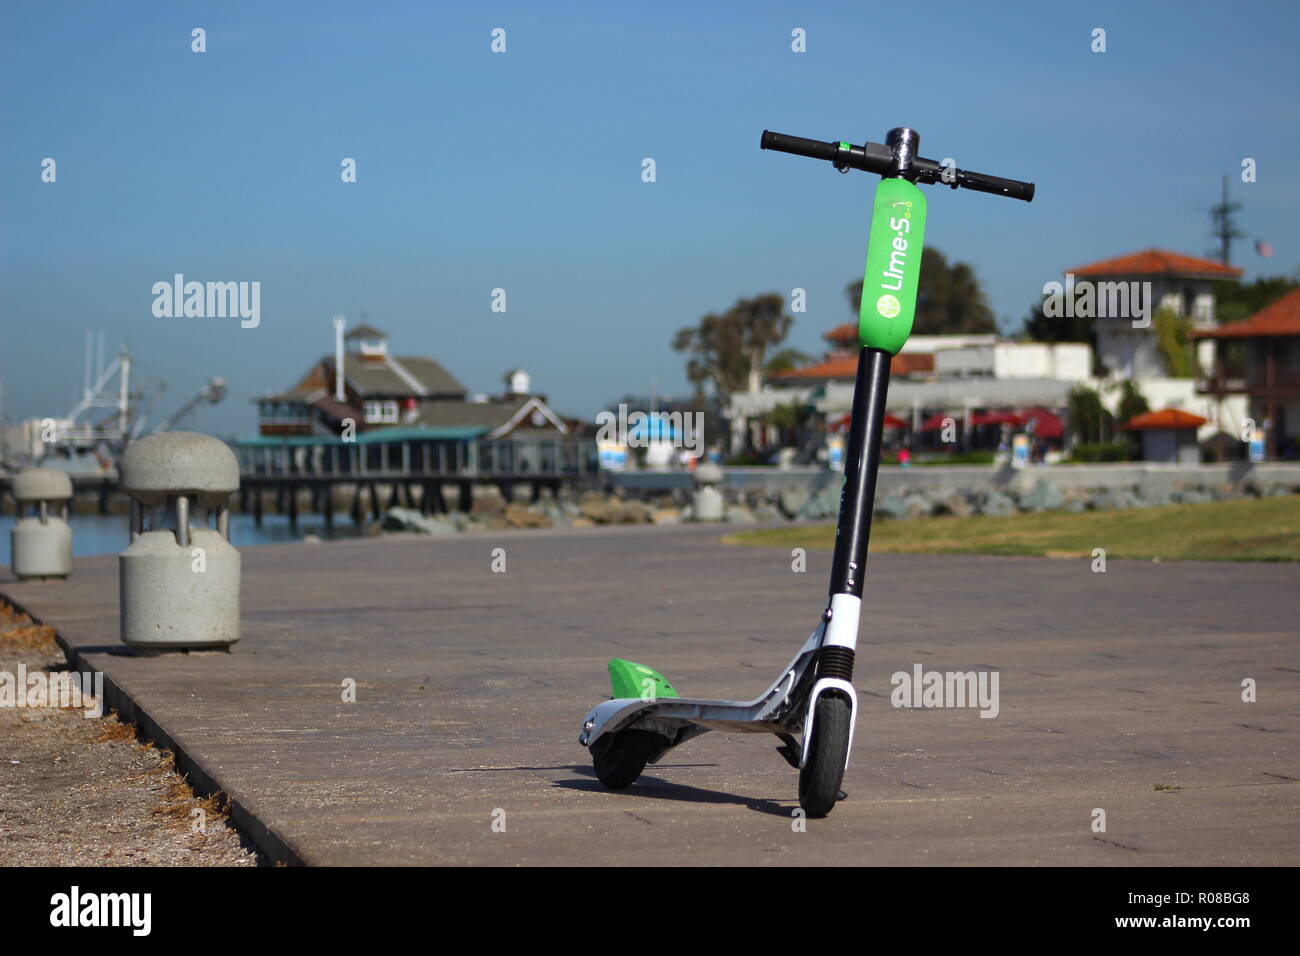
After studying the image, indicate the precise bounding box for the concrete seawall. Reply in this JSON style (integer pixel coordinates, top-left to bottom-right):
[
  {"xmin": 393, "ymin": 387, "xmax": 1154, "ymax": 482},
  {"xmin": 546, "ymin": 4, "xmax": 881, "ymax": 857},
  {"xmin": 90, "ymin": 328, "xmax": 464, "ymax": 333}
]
[{"xmin": 613, "ymin": 461, "xmax": 1300, "ymax": 497}]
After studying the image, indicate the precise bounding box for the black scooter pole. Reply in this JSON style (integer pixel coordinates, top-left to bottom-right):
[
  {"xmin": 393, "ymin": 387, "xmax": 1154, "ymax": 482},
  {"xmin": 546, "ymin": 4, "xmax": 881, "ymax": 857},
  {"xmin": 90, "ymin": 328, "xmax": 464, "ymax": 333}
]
[{"xmin": 827, "ymin": 347, "xmax": 892, "ymax": 600}]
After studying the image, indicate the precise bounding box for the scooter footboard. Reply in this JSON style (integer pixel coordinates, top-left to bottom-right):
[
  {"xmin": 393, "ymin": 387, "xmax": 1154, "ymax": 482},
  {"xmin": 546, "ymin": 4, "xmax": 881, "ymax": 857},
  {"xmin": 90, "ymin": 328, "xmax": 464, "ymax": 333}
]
[
  {"xmin": 579, "ymin": 620, "xmax": 826, "ymax": 756},
  {"xmin": 581, "ymin": 690, "xmax": 807, "ymax": 749},
  {"xmin": 631, "ymin": 697, "xmax": 799, "ymax": 736}
]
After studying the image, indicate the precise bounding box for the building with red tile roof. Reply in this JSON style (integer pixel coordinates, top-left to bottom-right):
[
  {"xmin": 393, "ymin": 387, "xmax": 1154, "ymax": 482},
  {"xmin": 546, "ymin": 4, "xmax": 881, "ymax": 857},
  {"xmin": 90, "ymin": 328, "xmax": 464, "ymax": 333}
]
[
  {"xmin": 1124, "ymin": 408, "xmax": 1209, "ymax": 430},
  {"xmin": 1191, "ymin": 287, "xmax": 1300, "ymax": 458},
  {"xmin": 1070, "ymin": 249, "xmax": 1242, "ymax": 279},
  {"xmin": 1064, "ymin": 249, "xmax": 1242, "ymax": 380},
  {"xmin": 1122, "ymin": 407, "xmax": 1209, "ymax": 464}
]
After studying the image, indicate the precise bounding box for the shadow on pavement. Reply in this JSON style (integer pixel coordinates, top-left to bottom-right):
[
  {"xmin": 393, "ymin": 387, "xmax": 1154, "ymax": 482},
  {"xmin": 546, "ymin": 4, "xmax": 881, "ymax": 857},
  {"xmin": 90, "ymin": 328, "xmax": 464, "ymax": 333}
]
[{"xmin": 554, "ymin": 771, "xmax": 796, "ymax": 817}]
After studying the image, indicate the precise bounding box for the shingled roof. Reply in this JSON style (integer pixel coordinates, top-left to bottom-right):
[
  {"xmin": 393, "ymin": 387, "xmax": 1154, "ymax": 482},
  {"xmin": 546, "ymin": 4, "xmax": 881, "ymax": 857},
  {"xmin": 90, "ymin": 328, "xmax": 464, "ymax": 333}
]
[
  {"xmin": 1189, "ymin": 287, "xmax": 1300, "ymax": 339},
  {"xmin": 406, "ymin": 396, "xmax": 568, "ymax": 437},
  {"xmin": 323, "ymin": 355, "xmax": 466, "ymax": 398},
  {"xmin": 344, "ymin": 323, "xmax": 387, "ymax": 339},
  {"xmin": 772, "ymin": 352, "xmax": 934, "ymax": 382},
  {"xmin": 1069, "ymin": 249, "xmax": 1242, "ymax": 279}
]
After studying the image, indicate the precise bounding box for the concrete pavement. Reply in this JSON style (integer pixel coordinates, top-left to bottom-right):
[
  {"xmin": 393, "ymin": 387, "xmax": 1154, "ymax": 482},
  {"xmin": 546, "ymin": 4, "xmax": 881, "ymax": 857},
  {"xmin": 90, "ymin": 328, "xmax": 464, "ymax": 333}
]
[{"xmin": 3, "ymin": 523, "xmax": 1297, "ymax": 865}]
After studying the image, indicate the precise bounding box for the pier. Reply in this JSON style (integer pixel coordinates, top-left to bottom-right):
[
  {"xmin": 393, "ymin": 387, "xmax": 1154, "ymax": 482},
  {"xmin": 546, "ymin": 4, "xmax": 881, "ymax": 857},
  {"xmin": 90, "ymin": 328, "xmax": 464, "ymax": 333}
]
[
  {"xmin": 233, "ymin": 432, "xmax": 600, "ymax": 529},
  {"xmin": 2, "ymin": 433, "xmax": 601, "ymax": 529}
]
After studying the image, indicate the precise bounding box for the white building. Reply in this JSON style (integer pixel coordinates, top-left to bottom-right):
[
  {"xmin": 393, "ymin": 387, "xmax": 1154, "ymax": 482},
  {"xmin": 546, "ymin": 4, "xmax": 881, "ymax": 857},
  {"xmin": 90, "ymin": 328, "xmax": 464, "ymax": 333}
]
[
  {"xmin": 727, "ymin": 246, "xmax": 1251, "ymax": 454},
  {"xmin": 1066, "ymin": 249, "xmax": 1248, "ymax": 442},
  {"xmin": 728, "ymin": 324, "xmax": 1092, "ymax": 453},
  {"xmin": 1068, "ymin": 248, "xmax": 1242, "ymax": 380}
]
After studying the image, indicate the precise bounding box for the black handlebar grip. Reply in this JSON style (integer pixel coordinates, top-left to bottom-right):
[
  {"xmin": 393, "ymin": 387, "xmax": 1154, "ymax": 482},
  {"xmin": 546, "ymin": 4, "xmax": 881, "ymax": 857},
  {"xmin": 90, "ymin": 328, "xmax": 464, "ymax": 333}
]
[
  {"xmin": 955, "ymin": 168, "xmax": 1035, "ymax": 202},
  {"xmin": 760, "ymin": 130, "xmax": 840, "ymax": 163}
]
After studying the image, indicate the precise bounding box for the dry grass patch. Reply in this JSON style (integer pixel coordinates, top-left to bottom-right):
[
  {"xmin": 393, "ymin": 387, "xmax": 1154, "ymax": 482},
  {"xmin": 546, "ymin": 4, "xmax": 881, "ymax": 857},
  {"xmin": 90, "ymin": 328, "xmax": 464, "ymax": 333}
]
[{"xmin": 0, "ymin": 600, "xmax": 59, "ymax": 652}]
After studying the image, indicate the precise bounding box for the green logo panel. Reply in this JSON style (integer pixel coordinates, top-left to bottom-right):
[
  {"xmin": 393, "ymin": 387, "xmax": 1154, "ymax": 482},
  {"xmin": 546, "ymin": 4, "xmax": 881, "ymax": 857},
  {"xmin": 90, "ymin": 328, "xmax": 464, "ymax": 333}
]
[{"xmin": 858, "ymin": 178, "xmax": 927, "ymax": 354}]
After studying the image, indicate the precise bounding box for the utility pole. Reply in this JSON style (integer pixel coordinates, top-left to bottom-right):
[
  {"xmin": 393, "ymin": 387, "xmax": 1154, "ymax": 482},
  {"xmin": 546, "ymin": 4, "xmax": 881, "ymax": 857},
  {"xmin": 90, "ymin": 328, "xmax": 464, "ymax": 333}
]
[{"xmin": 1209, "ymin": 175, "xmax": 1244, "ymax": 266}]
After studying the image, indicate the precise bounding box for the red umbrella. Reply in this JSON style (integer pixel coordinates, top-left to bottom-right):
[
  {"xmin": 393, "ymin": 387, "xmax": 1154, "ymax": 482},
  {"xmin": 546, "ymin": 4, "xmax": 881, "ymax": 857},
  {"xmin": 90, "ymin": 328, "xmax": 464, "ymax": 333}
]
[
  {"xmin": 1018, "ymin": 407, "xmax": 1064, "ymax": 439},
  {"xmin": 920, "ymin": 412, "xmax": 954, "ymax": 432},
  {"xmin": 970, "ymin": 410, "xmax": 1024, "ymax": 427},
  {"xmin": 830, "ymin": 412, "xmax": 908, "ymax": 432}
]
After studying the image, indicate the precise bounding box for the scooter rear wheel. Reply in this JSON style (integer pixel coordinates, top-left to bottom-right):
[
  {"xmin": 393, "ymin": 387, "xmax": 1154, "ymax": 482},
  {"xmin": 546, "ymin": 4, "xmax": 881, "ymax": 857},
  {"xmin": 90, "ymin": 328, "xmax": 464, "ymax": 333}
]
[
  {"xmin": 799, "ymin": 694, "xmax": 851, "ymax": 817},
  {"xmin": 591, "ymin": 728, "xmax": 660, "ymax": 789}
]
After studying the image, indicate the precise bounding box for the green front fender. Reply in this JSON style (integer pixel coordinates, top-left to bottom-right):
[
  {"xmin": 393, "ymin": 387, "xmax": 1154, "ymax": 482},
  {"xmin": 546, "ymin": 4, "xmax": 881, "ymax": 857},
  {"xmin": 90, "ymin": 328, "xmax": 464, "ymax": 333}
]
[
  {"xmin": 858, "ymin": 177, "xmax": 927, "ymax": 355},
  {"xmin": 608, "ymin": 658, "xmax": 679, "ymax": 700}
]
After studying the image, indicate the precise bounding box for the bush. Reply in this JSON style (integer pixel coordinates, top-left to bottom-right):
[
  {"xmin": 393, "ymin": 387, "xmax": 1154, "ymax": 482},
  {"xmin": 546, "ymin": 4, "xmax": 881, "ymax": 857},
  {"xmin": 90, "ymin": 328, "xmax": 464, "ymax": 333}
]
[
  {"xmin": 915, "ymin": 450, "xmax": 996, "ymax": 466},
  {"xmin": 1068, "ymin": 384, "xmax": 1114, "ymax": 444},
  {"xmin": 1069, "ymin": 440, "xmax": 1132, "ymax": 462},
  {"xmin": 1116, "ymin": 380, "xmax": 1150, "ymax": 425}
]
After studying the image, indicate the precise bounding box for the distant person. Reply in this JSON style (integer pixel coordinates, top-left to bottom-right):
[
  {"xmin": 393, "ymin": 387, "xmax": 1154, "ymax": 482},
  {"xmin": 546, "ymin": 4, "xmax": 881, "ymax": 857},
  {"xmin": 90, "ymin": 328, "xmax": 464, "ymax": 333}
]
[{"xmin": 898, "ymin": 447, "xmax": 911, "ymax": 468}]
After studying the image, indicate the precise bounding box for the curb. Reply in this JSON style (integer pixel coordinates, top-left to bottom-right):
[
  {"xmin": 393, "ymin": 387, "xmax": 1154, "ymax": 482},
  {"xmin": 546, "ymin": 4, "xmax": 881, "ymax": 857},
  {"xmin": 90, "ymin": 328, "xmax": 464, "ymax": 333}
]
[{"xmin": 0, "ymin": 589, "xmax": 309, "ymax": 867}]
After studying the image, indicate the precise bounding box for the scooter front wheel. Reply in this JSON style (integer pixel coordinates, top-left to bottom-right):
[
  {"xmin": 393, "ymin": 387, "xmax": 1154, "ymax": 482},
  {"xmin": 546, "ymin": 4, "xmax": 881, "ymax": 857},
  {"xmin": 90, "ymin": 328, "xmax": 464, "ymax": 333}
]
[
  {"xmin": 799, "ymin": 694, "xmax": 851, "ymax": 817},
  {"xmin": 591, "ymin": 728, "xmax": 660, "ymax": 789}
]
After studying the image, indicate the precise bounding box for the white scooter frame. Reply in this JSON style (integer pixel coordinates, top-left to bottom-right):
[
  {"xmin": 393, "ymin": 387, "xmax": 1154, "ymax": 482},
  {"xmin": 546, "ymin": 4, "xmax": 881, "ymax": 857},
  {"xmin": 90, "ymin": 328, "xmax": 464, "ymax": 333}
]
[{"xmin": 579, "ymin": 591, "xmax": 862, "ymax": 772}]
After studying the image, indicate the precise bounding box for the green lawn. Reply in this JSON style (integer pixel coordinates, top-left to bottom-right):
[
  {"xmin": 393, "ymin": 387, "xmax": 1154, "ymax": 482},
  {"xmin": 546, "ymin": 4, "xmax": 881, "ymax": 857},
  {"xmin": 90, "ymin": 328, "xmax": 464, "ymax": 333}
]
[{"xmin": 725, "ymin": 495, "xmax": 1300, "ymax": 562}]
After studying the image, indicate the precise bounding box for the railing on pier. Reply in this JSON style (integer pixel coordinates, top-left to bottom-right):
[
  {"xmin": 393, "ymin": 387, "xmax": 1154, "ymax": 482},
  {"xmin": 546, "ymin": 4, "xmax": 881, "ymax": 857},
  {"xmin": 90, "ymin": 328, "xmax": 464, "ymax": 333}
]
[{"xmin": 232, "ymin": 429, "xmax": 599, "ymax": 481}]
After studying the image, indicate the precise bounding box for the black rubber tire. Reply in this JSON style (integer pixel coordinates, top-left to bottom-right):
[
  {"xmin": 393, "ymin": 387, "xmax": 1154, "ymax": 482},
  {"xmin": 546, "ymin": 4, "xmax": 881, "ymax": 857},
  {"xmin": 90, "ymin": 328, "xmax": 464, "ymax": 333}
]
[
  {"xmin": 591, "ymin": 729, "xmax": 660, "ymax": 789},
  {"xmin": 799, "ymin": 694, "xmax": 851, "ymax": 818}
]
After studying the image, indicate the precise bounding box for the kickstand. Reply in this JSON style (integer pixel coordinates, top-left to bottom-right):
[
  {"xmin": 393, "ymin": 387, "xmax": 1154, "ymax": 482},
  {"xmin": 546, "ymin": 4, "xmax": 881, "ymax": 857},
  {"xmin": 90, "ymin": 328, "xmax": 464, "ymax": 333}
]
[{"xmin": 775, "ymin": 733, "xmax": 801, "ymax": 769}]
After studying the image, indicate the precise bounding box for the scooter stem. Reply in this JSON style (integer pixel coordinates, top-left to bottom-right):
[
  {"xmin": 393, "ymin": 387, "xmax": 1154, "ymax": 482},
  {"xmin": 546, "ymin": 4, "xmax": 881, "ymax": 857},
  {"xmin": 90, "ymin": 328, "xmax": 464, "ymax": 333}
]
[{"xmin": 828, "ymin": 347, "xmax": 892, "ymax": 603}]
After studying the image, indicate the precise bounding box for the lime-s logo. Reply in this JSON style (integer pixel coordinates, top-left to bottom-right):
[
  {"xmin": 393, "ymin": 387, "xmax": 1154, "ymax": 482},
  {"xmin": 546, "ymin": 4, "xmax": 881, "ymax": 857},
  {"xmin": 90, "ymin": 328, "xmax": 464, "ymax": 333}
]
[{"xmin": 859, "ymin": 178, "xmax": 927, "ymax": 354}]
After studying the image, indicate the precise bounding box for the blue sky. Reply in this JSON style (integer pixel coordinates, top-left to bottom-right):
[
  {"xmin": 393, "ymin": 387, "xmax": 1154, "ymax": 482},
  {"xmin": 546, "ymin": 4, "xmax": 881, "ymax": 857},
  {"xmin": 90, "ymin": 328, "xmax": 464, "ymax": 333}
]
[{"xmin": 3, "ymin": 0, "xmax": 1297, "ymax": 435}]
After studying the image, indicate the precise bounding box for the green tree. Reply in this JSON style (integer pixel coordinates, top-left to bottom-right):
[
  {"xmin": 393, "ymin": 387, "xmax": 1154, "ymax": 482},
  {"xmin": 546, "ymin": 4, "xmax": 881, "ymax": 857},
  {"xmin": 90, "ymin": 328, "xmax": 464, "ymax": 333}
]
[
  {"xmin": 846, "ymin": 247, "xmax": 996, "ymax": 335},
  {"xmin": 1115, "ymin": 379, "xmax": 1150, "ymax": 425},
  {"xmin": 761, "ymin": 400, "xmax": 815, "ymax": 447},
  {"xmin": 1020, "ymin": 295, "xmax": 1095, "ymax": 344},
  {"xmin": 1153, "ymin": 307, "xmax": 1195, "ymax": 378},
  {"xmin": 672, "ymin": 293, "xmax": 794, "ymax": 401},
  {"xmin": 1067, "ymin": 384, "xmax": 1113, "ymax": 445},
  {"xmin": 1210, "ymin": 274, "xmax": 1299, "ymax": 324},
  {"xmin": 763, "ymin": 347, "xmax": 813, "ymax": 375}
]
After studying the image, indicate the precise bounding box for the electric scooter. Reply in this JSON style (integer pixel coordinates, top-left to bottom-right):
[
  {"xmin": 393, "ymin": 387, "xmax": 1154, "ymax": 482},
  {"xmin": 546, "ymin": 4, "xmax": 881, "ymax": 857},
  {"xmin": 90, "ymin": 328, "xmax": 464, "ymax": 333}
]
[{"xmin": 578, "ymin": 126, "xmax": 1035, "ymax": 817}]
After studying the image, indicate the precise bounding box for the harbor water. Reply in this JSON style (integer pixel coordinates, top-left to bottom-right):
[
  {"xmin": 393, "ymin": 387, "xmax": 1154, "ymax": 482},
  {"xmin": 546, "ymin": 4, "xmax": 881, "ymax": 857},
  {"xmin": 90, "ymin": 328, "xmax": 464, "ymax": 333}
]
[{"xmin": 1, "ymin": 511, "xmax": 363, "ymax": 568}]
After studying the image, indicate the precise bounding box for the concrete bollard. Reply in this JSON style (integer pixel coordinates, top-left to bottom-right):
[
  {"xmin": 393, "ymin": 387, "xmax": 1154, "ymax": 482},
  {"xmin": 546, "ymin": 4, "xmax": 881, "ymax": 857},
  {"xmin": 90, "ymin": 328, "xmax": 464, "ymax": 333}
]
[
  {"xmin": 692, "ymin": 462, "xmax": 725, "ymax": 522},
  {"xmin": 119, "ymin": 432, "xmax": 240, "ymax": 651},
  {"xmin": 9, "ymin": 468, "xmax": 74, "ymax": 579}
]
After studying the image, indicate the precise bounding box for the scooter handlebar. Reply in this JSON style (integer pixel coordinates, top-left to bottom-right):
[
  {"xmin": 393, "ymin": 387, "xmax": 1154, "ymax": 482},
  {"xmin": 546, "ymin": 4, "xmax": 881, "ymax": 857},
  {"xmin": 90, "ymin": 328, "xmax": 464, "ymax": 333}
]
[
  {"xmin": 760, "ymin": 129, "xmax": 1035, "ymax": 202},
  {"xmin": 937, "ymin": 167, "xmax": 1036, "ymax": 203},
  {"xmin": 758, "ymin": 130, "xmax": 843, "ymax": 163}
]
